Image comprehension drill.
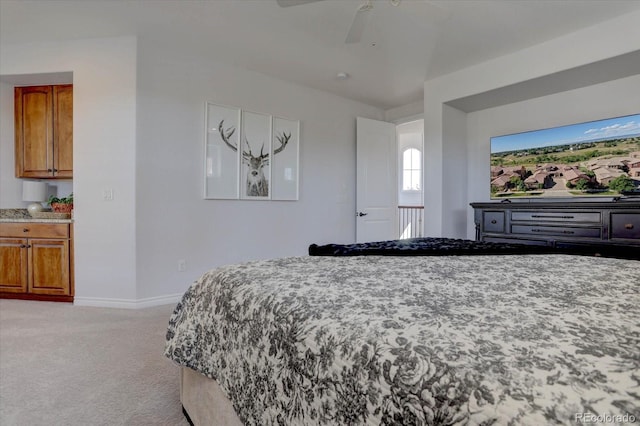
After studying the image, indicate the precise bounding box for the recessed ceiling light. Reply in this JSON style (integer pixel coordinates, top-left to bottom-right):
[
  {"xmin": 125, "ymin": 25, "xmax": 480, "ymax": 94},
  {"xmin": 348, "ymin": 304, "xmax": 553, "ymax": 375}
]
[{"xmin": 337, "ymin": 72, "xmax": 350, "ymax": 80}]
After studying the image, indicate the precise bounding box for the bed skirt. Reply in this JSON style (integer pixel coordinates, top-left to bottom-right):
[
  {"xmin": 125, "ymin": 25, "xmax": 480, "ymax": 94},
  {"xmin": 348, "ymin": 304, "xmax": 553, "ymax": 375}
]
[{"xmin": 180, "ymin": 367, "xmax": 243, "ymax": 426}]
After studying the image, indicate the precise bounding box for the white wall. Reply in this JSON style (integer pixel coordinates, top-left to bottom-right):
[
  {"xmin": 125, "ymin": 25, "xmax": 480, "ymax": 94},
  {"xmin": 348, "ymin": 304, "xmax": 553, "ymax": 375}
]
[
  {"xmin": 0, "ymin": 37, "xmax": 139, "ymax": 304},
  {"xmin": 1, "ymin": 35, "xmax": 383, "ymax": 305},
  {"xmin": 424, "ymin": 10, "xmax": 640, "ymax": 239},
  {"xmin": 134, "ymin": 39, "xmax": 383, "ymax": 300},
  {"xmin": 385, "ymin": 100, "xmax": 423, "ymax": 124},
  {"xmin": 441, "ymin": 105, "xmax": 468, "ymax": 237},
  {"xmin": 0, "ymin": 82, "xmax": 20, "ymax": 206}
]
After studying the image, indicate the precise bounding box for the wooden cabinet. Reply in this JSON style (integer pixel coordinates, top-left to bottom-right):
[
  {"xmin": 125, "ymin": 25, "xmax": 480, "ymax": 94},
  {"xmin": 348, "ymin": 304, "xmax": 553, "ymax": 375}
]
[
  {"xmin": 0, "ymin": 222, "xmax": 73, "ymax": 302},
  {"xmin": 0, "ymin": 238, "xmax": 28, "ymax": 293},
  {"xmin": 471, "ymin": 200, "xmax": 640, "ymax": 251},
  {"xmin": 14, "ymin": 84, "xmax": 73, "ymax": 178}
]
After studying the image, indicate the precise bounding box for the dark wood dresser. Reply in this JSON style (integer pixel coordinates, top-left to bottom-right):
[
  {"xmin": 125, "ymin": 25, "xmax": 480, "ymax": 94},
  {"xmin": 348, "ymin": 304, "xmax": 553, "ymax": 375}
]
[{"xmin": 471, "ymin": 200, "xmax": 640, "ymax": 251}]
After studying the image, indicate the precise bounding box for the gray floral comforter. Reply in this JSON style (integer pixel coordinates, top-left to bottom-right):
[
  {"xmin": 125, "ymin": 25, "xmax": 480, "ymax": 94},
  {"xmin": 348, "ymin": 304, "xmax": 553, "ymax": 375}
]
[{"xmin": 165, "ymin": 254, "xmax": 640, "ymax": 425}]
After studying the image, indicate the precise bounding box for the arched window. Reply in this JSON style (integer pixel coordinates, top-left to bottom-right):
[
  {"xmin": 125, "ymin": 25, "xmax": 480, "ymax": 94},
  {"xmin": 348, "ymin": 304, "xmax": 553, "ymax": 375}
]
[{"xmin": 402, "ymin": 148, "xmax": 421, "ymax": 191}]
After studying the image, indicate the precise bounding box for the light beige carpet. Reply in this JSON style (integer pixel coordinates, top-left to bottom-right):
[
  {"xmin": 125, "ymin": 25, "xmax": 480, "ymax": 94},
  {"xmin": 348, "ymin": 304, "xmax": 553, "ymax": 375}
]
[{"xmin": 0, "ymin": 300, "xmax": 189, "ymax": 426}]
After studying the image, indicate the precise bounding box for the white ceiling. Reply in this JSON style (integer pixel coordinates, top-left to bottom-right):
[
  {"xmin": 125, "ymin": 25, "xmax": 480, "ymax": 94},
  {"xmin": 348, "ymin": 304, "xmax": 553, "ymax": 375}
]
[{"xmin": 2, "ymin": 0, "xmax": 640, "ymax": 110}]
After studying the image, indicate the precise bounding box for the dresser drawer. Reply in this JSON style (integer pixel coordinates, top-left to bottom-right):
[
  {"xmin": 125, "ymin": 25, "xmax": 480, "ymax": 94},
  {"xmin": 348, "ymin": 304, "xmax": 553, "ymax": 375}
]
[
  {"xmin": 0, "ymin": 223, "xmax": 69, "ymax": 239},
  {"xmin": 511, "ymin": 211, "xmax": 601, "ymax": 223},
  {"xmin": 511, "ymin": 224, "xmax": 601, "ymax": 238},
  {"xmin": 610, "ymin": 213, "xmax": 640, "ymax": 240},
  {"xmin": 483, "ymin": 211, "xmax": 505, "ymax": 233}
]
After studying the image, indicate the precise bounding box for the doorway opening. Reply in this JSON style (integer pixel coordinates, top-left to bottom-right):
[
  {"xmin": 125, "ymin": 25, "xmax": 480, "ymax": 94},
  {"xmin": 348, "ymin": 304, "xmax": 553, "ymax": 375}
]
[{"xmin": 397, "ymin": 119, "xmax": 424, "ymax": 239}]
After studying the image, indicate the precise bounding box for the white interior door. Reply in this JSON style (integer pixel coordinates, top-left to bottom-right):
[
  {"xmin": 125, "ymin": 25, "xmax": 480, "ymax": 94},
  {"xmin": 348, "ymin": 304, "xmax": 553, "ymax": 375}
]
[{"xmin": 356, "ymin": 117, "xmax": 397, "ymax": 243}]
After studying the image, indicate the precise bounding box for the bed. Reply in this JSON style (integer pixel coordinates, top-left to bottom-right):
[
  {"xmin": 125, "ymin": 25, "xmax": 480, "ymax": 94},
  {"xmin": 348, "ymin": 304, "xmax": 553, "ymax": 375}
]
[{"xmin": 165, "ymin": 238, "xmax": 639, "ymax": 425}]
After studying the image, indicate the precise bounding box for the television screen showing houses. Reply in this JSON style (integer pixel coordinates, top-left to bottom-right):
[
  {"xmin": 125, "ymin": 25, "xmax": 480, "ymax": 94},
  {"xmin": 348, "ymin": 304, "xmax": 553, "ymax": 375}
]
[{"xmin": 490, "ymin": 114, "xmax": 640, "ymax": 199}]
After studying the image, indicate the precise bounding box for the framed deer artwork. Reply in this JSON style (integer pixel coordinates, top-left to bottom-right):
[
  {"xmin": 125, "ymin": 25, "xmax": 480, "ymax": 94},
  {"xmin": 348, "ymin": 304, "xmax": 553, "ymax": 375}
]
[{"xmin": 204, "ymin": 102, "xmax": 299, "ymax": 201}]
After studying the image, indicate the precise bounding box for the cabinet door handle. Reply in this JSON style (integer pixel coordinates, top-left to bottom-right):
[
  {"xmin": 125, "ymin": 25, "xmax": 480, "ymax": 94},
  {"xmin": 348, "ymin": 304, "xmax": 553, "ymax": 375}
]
[
  {"xmin": 48, "ymin": 168, "xmax": 53, "ymax": 172},
  {"xmin": 625, "ymin": 224, "xmax": 634, "ymax": 230},
  {"xmin": 20, "ymin": 244, "xmax": 27, "ymax": 248},
  {"xmin": 490, "ymin": 219, "xmax": 497, "ymax": 224}
]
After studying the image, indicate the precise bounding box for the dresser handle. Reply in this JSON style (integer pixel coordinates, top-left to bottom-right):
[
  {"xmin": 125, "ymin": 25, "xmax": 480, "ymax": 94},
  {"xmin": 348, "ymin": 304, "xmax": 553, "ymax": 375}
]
[
  {"xmin": 531, "ymin": 214, "xmax": 574, "ymax": 219},
  {"xmin": 23, "ymin": 228, "xmax": 29, "ymax": 233},
  {"xmin": 531, "ymin": 228, "xmax": 574, "ymax": 234},
  {"xmin": 625, "ymin": 224, "xmax": 634, "ymax": 230}
]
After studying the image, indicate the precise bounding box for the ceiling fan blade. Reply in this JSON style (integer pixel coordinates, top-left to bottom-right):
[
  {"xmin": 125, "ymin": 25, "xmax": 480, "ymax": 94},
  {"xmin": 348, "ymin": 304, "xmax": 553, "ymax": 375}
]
[
  {"xmin": 276, "ymin": 0, "xmax": 324, "ymax": 7},
  {"xmin": 345, "ymin": 4, "xmax": 372, "ymax": 44}
]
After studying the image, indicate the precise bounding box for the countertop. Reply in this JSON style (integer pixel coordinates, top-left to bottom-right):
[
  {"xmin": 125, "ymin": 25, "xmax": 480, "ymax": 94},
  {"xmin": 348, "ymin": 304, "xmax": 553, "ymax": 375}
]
[{"xmin": 0, "ymin": 209, "xmax": 73, "ymax": 224}]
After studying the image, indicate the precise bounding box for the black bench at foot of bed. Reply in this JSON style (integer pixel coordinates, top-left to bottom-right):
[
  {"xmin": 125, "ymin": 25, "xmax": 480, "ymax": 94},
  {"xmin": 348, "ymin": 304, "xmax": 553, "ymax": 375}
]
[{"xmin": 308, "ymin": 237, "xmax": 640, "ymax": 260}]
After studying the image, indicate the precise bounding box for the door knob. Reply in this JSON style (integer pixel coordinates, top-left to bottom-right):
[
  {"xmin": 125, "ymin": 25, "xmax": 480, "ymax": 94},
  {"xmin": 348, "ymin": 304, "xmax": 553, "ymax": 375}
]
[{"xmin": 357, "ymin": 212, "xmax": 368, "ymax": 217}]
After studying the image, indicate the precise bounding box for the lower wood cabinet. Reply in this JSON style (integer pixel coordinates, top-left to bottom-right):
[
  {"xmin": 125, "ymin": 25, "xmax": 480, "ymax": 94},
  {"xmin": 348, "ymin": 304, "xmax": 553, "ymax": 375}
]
[
  {"xmin": 471, "ymin": 200, "xmax": 640, "ymax": 254},
  {"xmin": 0, "ymin": 222, "xmax": 73, "ymax": 302}
]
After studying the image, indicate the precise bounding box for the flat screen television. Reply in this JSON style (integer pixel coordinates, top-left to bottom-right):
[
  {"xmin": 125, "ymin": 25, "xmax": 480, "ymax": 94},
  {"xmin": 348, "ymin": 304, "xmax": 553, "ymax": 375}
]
[{"xmin": 490, "ymin": 113, "xmax": 640, "ymax": 199}]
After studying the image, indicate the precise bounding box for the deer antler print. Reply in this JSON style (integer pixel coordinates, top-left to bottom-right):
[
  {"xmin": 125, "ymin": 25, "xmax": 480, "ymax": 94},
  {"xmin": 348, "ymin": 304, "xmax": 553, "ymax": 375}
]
[
  {"xmin": 218, "ymin": 120, "xmax": 237, "ymax": 151},
  {"xmin": 218, "ymin": 119, "xmax": 291, "ymax": 197},
  {"xmin": 274, "ymin": 132, "xmax": 291, "ymax": 154}
]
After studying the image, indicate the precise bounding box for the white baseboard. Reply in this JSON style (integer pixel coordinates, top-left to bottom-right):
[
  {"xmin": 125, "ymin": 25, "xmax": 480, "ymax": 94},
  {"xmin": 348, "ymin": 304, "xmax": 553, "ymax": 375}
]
[{"xmin": 73, "ymin": 293, "xmax": 183, "ymax": 309}]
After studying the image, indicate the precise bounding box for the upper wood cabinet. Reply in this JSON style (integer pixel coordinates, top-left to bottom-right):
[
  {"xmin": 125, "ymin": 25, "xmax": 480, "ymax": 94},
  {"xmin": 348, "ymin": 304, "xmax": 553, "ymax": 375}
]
[{"xmin": 14, "ymin": 84, "xmax": 73, "ymax": 178}]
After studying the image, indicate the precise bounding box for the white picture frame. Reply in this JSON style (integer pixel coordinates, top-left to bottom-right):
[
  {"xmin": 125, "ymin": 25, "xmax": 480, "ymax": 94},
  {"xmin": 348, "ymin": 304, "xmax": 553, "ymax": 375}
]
[
  {"xmin": 271, "ymin": 117, "xmax": 300, "ymax": 200},
  {"xmin": 204, "ymin": 102, "xmax": 241, "ymax": 199},
  {"xmin": 204, "ymin": 102, "xmax": 300, "ymax": 201}
]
